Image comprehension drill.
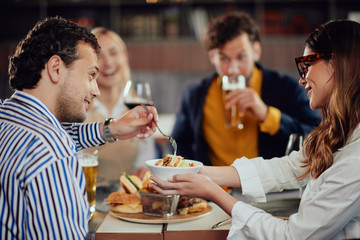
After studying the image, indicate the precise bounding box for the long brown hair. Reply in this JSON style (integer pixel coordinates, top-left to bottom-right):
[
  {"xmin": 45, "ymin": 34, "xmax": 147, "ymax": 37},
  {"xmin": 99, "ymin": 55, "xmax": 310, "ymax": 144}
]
[{"xmin": 301, "ymin": 20, "xmax": 360, "ymax": 179}]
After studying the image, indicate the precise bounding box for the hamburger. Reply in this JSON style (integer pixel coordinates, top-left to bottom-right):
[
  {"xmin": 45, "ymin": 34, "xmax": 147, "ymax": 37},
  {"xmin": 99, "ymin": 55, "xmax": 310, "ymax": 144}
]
[
  {"xmin": 120, "ymin": 173, "xmax": 143, "ymax": 194},
  {"xmin": 177, "ymin": 196, "xmax": 208, "ymax": 215},
  {"xmin": 106, "ymin": 192, "xmax": 143, "ymax": 213}
]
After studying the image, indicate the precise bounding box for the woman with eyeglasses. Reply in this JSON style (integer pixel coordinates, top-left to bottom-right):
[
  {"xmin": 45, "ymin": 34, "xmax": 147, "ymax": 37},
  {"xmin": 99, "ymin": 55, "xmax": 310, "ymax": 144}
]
[{"xmin": 150, "ymin": 19, "xmax": 360, "ymax": 239}]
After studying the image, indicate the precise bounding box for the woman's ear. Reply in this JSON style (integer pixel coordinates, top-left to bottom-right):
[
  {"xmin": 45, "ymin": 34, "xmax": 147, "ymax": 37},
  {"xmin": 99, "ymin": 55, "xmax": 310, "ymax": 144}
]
[
  {"xmin": 253, "ymin": 41, "xmax": 262, "ymax": 62},
  {"xmin": 46, "ymin": 55, "xmax": 62, "ymax": 83}
]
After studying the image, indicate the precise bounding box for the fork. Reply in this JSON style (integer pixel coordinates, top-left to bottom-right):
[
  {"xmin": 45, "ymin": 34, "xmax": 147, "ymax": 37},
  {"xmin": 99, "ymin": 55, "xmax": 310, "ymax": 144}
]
[
  {"xmin": 140, "ymin": 104, "xmax": 177, "ymax": 156},
  {"xmin": 212, "ymin": 218, "xmax": 232, "ymax": 229}
]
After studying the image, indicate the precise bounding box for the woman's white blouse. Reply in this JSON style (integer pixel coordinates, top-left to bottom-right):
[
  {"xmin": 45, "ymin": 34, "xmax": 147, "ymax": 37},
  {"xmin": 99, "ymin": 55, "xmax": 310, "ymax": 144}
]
[{"xmin": 229, "ymin": 126, "xmax": 360, "ymax": 239}]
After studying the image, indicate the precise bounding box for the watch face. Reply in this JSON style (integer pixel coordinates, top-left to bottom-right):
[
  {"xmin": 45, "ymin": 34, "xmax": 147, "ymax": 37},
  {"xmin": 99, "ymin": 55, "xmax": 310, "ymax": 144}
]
[{"xmin": 105, "ymin": 118, "xmax": 114, "ymax": 125}]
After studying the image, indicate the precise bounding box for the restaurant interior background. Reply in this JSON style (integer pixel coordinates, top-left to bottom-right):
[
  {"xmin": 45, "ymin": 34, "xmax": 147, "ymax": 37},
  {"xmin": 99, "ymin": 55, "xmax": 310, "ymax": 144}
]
[{"xmin": 1, "ymin": 0, "xmax": 360, "ymax": 114}]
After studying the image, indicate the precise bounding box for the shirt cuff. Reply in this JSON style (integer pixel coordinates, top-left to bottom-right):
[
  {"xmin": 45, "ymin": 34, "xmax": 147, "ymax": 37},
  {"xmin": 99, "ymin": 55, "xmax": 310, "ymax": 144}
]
[
  {"xmin": 259, "ymin": 106, "xmax": 281, "ymax": 135},
  {"xmin": 227, "ymin": 201, "xmax": 265, "ymax": 239},
  {"xmin": 232, "ymin": 157, "xmax": 266, "ymax": 202}
]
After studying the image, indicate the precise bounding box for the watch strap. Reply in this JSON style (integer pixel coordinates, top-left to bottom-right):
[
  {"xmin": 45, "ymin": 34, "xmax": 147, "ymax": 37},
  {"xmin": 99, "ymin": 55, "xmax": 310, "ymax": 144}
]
[{"xmin": 103, "ymin": 118, "xmax": 118, "ymax": 142}]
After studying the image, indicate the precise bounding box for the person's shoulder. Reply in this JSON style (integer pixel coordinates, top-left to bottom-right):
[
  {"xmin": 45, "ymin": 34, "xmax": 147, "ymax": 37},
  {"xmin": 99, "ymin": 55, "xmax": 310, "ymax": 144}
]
[
  {"xmin": 333, "ymin": 138, "xmax": 360, "ymax": 176},
  {"xmin": 0, "ymin": 122, "xmax": 68, "ymax": 175},
  {"xmin": 258, "ymin": 63, "xmax": 300, "ymax": 90},
  {"xmin": 259, "ymin": 64, "xmax": 296, "ymax": 81},
  {"xmin": 184, "ymin": 72, "xmax": 216, "ymax": 92},
  {"xmin": 6, "ymin": 110, "xmax": 73, "ymax": 157}
]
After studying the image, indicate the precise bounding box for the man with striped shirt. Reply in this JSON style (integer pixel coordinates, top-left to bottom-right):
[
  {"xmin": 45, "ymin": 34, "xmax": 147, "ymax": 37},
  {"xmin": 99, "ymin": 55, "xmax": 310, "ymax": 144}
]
[{"xmin": 0, "ymin": 17, "xmax": 157, "ymax": 239}]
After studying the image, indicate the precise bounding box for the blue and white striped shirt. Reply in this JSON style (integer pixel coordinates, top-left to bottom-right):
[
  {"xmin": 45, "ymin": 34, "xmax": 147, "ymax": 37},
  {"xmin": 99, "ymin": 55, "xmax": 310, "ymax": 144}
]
[{"xmin": 0, "ymin": 91, "xmax": 106, "ymax": 239}]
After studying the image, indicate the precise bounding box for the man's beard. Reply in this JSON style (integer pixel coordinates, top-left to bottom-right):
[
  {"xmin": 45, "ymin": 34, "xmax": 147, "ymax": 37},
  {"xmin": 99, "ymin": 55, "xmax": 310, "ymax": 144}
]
[{"xmin": 55, "ymin": 87, "xmax": 86, "ymax": 123}]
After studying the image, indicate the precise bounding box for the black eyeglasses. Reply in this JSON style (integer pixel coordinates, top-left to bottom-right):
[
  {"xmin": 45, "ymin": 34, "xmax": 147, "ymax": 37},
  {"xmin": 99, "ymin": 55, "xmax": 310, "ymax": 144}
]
[{"xmin": 295, "ymin": 53, "xmax": 333, "ymax": 79}]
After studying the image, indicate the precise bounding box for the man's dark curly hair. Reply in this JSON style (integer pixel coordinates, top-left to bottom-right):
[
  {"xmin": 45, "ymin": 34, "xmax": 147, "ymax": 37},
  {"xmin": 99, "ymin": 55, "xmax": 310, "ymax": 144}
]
[
  {"xmin": 8, "ymin": 16, "xmax": 100, "ymax": 90},
  {"xmin": 203, "ymin": 12, "xmax": 260, "ymax": 51}
]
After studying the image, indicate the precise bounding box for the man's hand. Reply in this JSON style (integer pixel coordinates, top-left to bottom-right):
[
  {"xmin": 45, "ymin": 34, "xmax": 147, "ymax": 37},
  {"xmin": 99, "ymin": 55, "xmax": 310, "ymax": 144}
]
[
  {"xmin": 225, "ymin": 88, "xmax": 268, "ymax": 122},
  {"xmin": 104, "ymin": 105, "xmax": 158, "ymax": 140}
]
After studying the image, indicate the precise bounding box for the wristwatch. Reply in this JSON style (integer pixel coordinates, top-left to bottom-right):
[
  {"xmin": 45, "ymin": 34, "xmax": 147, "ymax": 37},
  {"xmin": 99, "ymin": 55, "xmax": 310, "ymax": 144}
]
[{"xmin": 103, "ymin": 118, "xmax": 118, "ymax": 142}]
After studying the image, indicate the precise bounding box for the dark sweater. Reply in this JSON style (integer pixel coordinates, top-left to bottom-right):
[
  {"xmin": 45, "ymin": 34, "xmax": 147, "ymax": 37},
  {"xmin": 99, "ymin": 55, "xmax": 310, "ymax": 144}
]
[{"xmin": 172, "ymin": 63, "xmax": 321, "ymax": 166}]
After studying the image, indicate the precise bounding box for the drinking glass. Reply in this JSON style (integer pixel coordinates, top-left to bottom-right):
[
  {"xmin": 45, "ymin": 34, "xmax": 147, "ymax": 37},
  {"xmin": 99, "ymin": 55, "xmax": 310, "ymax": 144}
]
[
  {"xmin": 78, "ymin": 150, "xmax": 98, "ymax": 219},
  {"xmin": 285, "ymin": 133, "xmax": 304, "ymax": 197},
  {"xmin": 123, "ymin": 80, "xmax": 153, "ymax": 109},
  {"xmin": 285, "ymin": 133, "xmax": 303, "ymax": 156},
  {"xmin": 222, "ymin": 75, "xmax": 246, "ymax": 129}
]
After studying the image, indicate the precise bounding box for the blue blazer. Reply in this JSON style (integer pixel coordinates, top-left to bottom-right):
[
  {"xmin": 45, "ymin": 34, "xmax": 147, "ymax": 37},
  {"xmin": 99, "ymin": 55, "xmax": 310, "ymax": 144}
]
[{"xmin": 171, "ymin": 63, "xmax": 321, "ymax": 166}]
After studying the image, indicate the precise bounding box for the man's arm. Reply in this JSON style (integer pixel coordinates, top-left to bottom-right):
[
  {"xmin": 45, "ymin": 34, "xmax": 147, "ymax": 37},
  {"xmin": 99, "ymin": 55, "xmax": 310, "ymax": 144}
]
[{"xmin": 62, "ymin": 122, "xmax": 105, "ymax": 151}]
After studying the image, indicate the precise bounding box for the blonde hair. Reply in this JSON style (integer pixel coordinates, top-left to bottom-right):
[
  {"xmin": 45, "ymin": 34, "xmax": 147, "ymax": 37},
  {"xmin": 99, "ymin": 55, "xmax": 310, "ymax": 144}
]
[{"xmin": 91, "ymin": 27, "xmax": 131, "ymax": 84}]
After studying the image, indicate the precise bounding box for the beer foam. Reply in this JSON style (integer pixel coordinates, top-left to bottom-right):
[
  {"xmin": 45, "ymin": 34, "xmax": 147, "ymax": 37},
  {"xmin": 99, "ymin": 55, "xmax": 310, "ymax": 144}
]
[{"xmin": 78, "ymin": 154, "xmax": 98, "ymax": 167}]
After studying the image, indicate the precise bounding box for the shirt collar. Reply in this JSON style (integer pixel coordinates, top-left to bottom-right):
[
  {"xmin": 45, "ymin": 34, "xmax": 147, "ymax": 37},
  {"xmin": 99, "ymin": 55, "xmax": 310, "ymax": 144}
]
[
  {"xmin": 347, "ymin": 123, "xmax": 360, "ymax": 145},
  {"xmin": 10, "ymin": 91, "xmax": 63, "ymax": 131}
]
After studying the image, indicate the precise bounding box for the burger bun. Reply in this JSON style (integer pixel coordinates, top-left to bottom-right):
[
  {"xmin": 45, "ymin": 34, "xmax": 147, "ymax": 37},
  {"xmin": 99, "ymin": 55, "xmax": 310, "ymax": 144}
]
[
  {"xmin": 120, "ymin": 174, "xmax": 143, "ymax": 194},
  {"xmin": 177, "ymin": 198, "xmax": 207, "ymax": 216},
  {"xmin": 110, "ymin": 203, "xmax": 143, "ymax": 214},
  {"xmin": 106, "ymin": 192, "xmax": 143, "ymax": 214}
]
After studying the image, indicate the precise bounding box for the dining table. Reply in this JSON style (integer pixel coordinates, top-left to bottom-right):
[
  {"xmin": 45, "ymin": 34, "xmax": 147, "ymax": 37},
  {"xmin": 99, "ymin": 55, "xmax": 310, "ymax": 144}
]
[{"xmin": 85, "ymin": 179, "xmax": 301, "ymax": 240}]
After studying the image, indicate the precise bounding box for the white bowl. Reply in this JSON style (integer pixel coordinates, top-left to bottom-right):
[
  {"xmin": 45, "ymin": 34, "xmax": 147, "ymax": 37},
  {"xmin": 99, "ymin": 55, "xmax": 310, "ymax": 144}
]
[{"xmin": 145, "ymin": 159, "xmax": 203, "ymax": 181}]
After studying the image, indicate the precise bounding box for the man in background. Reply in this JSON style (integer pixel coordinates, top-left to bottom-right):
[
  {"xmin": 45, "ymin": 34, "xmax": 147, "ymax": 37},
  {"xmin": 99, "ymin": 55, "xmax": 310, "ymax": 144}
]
[{"xmin": 172, "ymin": 12, "xmax": 320, "ymax": 166}]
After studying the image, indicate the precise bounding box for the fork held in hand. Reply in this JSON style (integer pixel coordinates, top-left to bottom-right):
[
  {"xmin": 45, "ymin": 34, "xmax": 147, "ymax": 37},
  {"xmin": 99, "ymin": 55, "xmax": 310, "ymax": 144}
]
[{"xmin": 140, "ymin": 104, "xmax": 177, "ymax": 156}]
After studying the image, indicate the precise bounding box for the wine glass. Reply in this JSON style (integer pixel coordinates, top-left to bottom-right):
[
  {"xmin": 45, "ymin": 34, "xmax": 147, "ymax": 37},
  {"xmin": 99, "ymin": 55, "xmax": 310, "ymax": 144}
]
[
  {"xmin": 123, "ymin": 80, "xmax": 153, "ymax": 109},
  {"xmin": 285, "ymin": 133, "xmax": 304, "ymax": 198}
]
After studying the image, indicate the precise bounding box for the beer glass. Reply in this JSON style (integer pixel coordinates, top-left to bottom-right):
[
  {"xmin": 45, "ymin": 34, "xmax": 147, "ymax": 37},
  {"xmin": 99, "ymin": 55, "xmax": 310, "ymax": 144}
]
[
  {"xmin": 285, "ymin": 133, "xmax": 304, "ymax": 198},
  {"xmin": 222, "ymin": 75, "xmax": 246, "ymax": 129},
  {"xmin": 78, "ymin": 150, "xmax": 98, "ymax": 218},
  {"xmin": 285, "ymin": 133, "xmax": 303, "ymax": 156}
]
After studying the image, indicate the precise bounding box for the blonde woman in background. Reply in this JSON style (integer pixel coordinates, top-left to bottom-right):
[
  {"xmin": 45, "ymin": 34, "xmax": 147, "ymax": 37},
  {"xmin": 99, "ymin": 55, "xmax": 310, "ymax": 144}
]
[{"xmin": 87, "ymin": 27, "xmax": 156, "ymax": 180}]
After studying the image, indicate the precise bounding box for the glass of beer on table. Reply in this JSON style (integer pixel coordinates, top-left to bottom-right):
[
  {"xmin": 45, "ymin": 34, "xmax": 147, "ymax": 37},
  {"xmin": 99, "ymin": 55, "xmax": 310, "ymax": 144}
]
[
  {"xmin": 222, "ymin": 75, "xmax": 246, "ymax": 129},
  {"xmin": 78, "ymin": 150, "xmax": 98, "ymax": 218}
]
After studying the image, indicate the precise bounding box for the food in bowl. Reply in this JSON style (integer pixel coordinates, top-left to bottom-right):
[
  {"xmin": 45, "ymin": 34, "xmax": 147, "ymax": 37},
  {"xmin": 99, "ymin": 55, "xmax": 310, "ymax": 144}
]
[
  {"xmin": 145, "ymin": 158, "xmax": 203, "ymax": 181},
  {"xmin": 155, "ymin": 154, "xmax": 194, "ymax": 167}
]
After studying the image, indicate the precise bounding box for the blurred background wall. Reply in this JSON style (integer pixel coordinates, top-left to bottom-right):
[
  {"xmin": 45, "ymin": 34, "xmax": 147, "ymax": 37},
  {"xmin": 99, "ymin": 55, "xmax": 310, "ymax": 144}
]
[{"xmin": 1, "ymin": 0, "xmax": 360, "ymax": 113}]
